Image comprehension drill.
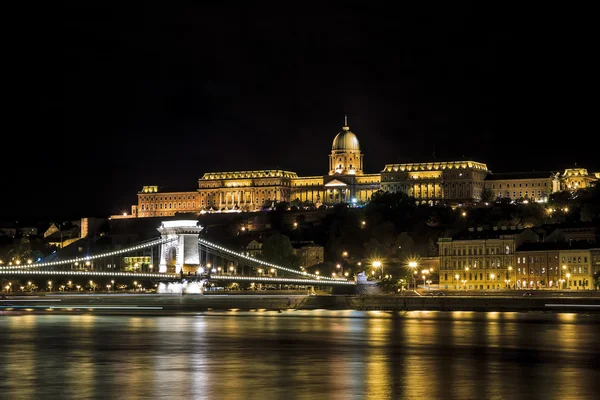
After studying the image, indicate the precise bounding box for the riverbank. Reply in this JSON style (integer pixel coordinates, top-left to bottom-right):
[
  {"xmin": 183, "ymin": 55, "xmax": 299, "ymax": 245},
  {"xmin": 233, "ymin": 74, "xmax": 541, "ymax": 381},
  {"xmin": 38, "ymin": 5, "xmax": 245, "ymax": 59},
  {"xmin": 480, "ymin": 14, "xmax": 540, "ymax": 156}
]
[{"xmin": 2, "ymin": 292, "xmax": 600, "ymax": 314}]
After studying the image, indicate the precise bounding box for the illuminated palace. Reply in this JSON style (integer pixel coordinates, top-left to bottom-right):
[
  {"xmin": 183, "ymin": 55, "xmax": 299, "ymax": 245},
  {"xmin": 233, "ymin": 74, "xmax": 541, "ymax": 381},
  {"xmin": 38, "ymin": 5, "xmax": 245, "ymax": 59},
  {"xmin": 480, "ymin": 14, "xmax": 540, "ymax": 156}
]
[{"xmin": 118, "ymin": 120, "xmax": 598, "ymax": 219}]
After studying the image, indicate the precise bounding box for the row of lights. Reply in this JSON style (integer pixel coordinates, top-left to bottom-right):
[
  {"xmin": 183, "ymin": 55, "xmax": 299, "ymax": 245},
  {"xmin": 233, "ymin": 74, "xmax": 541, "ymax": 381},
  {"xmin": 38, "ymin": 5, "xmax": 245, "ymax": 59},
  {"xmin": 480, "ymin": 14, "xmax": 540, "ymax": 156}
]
[
  {"xmin": 5, "ymin": 280, "xmax": 149, "ymax": 292},
  {"xmin": 0, "ymin": 270, "xmax": 175, "ymax": 278},
  {"xmin": 210, "ymin": 275, "xmax": 355, "ymax": 285},
  {"xmin": 199, "ymin": 238, "xmax": 347, "ymax": 282},
  {"xmin": 0, "ymin": 237, "xmax": 176, "ymax": 271}
]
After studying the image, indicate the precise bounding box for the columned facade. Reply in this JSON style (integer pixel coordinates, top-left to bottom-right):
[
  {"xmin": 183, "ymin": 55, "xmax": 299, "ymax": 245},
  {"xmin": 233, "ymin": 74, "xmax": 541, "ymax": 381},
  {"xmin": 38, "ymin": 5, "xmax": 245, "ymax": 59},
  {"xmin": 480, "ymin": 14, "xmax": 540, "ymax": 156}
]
[
  {"xmin": 197, "ymin": 170, "xmax": 296, "ymax": 212},
  {"xmin": 381, "ymin": 161, "xmax": 489, "ymax": 205}
]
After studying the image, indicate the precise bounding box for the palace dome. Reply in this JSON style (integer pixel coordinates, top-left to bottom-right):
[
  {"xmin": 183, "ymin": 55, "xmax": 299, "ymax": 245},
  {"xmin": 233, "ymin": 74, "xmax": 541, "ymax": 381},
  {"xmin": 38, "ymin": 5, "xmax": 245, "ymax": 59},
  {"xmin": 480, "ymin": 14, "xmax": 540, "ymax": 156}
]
[{"xmin": 332, "ymin": 125, "xmax": 360, "ymax": 151}]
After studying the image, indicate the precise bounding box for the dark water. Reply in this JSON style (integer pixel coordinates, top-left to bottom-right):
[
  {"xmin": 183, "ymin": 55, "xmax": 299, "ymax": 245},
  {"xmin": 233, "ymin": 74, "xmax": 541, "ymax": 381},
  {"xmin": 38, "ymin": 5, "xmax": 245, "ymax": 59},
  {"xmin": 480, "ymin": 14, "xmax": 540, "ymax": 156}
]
[{"xmin": 1, "ymin": 310, "xmax": 599, "ymax": 400}]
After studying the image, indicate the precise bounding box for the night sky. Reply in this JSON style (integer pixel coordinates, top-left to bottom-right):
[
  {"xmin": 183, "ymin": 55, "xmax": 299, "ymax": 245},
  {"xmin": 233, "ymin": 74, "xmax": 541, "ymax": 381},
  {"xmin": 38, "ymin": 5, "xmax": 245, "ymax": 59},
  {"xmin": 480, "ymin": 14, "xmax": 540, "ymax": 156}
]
[{"xmin": 4, "ymin": 3, "xmax": 596, "ymax": 221}]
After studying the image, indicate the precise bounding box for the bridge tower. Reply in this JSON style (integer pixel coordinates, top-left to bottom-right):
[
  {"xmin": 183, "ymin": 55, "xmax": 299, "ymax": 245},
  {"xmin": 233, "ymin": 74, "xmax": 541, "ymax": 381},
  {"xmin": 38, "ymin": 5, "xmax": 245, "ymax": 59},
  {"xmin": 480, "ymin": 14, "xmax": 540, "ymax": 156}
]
[{"xmin": 157, "ymin": 220, "xmax": 204, "ymax": 275}]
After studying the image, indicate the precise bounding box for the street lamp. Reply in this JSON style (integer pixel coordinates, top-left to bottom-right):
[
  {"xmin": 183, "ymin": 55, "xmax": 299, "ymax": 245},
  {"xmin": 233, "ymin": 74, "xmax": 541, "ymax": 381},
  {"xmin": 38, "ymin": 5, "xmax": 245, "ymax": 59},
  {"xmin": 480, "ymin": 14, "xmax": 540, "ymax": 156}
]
[
  {"xmin": 560, "ymin": 265, "xmax": 567, "ymax": 289},
  {"xmin": 372, "ymin": 260, "xmax": 382, "ymax": 279},
  {"xmin": 408, "ymin": 260, "xmax": 418, "ymax": 289},
  {"xmin": 454, "ymin": 274, "xmax": 460, "ymax": 289},
  {"xmin": 566, "ymin": 273, "xmax": 571, "ymax": 289}
]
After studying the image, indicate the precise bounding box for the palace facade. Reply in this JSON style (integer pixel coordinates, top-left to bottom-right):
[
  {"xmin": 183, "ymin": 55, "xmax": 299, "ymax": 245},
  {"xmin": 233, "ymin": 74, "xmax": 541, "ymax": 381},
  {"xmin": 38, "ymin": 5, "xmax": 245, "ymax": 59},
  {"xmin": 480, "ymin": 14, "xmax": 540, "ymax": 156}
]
[{"xmin": 114, "ymin": 119, "xmax": 598, "ymax": 219}]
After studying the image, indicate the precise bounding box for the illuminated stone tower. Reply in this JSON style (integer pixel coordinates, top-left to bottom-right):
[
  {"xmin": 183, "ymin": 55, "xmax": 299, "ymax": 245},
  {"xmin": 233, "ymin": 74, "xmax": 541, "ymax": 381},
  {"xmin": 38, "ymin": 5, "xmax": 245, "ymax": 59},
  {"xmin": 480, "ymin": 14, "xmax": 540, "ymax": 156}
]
[{"xmin": 329, "ymin": 116, "xmax": 363, "ymax": 176}]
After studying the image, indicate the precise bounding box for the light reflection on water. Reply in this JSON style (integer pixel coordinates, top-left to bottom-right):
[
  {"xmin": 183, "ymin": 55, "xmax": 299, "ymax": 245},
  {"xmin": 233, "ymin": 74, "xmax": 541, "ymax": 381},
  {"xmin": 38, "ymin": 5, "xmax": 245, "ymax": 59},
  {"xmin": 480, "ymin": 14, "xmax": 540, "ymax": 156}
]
[{"xmin": 1, "ymin": 310, "xmax": 599, "ymax": 400}]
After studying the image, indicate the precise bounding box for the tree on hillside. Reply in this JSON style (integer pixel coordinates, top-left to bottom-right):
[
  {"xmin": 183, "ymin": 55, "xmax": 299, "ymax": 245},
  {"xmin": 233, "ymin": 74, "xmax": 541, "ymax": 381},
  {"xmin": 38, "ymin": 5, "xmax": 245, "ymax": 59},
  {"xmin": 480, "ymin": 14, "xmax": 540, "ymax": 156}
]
[
  {"xmin": 260, "ymin": 232, "xmax": 299, "ymax": 268},
  {"xmin": 481, "ymin": 187, "xmax": 495, "ymax": 203},
  {"xmin": 580, "ymin": 203, "xmax": 597, "ymax": 222},
  {"xmin": 395, "ymin": 232, "xmax": 415, "ymax": 259}
]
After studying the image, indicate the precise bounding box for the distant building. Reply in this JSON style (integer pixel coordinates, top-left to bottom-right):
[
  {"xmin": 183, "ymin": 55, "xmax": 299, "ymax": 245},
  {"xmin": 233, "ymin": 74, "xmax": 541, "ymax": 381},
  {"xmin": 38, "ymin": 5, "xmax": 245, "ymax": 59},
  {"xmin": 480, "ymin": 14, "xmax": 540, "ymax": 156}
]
[
  {"xmin": 484, "ymin": 171, "xmax": 555, "ymax": 203},
  {"xmin": 115, "ymin": 118, "xmax": 598, "ymax": 218},
  {"xmin": 561, "ymin": 167, "xmax": 599, "ymax": 191},
  {"xmin": 381, "ymin": 161, "xmax": 489, "ymax": 205},
  {"xmin": 242, "ymin": 239, "xmax": 263, "ymax": 258},
  {"xmin": 483, "ymin": 167, "xmax": 598, "ymax": 204},
  {"xmin": 515, "ymin": 241, "xmax": 599, "ymax": 290},
  {"xmin": 438, "ymin": 226, "xmax": 539, "ymax": 290},
  {"xmin": 43, "ymin": 221, "xmax": 81, "ymax": 249},
  {"xmin": 291, "ymin": 241, "xmax": 324, "ymax": 268}
]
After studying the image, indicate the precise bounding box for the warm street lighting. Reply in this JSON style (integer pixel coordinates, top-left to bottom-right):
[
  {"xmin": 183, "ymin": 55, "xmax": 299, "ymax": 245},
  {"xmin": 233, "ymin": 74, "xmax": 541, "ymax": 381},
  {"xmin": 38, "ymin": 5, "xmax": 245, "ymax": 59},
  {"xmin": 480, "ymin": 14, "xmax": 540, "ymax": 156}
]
[
  {"xmin": 293, "ymin": 222, "xmax": 298, "ymax": 227},
  {"xmin": 408, "ymin": 261, "xmax": 418, "ymax": 289},
  {"xmin": 336, "ymin": 264, "xmax": 341, "ymax": 269},
  {"xmin": 559, "ymin": 265, "xmax": 567, "ymax": 289},
  {"xmin": 342, "ymin": 251, "xmax": 348, "ymax": 257},
  {"xmin": 372, "ymin": 260, "xmax": 383, "ymax": 278}
]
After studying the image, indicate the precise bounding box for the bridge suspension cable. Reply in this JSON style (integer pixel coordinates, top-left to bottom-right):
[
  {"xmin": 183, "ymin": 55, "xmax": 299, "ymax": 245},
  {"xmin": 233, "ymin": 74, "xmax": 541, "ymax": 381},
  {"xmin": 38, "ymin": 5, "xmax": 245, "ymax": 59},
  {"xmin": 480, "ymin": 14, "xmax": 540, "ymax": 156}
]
[
  {"xmin": 0, "ymin": 237, "xmax": 177, "ymax": 271},
  {"xmin": 198, "ymin": 238, "xmax": 349, "ymax": 283}
]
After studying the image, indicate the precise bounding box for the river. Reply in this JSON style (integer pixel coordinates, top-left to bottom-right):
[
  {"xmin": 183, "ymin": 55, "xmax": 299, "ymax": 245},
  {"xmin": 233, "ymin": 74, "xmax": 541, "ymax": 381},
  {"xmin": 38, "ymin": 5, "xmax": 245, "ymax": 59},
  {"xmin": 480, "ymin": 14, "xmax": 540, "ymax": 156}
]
[{"xmin": 1, "ymin": 310, "xmax": 599, "ymax": 399}]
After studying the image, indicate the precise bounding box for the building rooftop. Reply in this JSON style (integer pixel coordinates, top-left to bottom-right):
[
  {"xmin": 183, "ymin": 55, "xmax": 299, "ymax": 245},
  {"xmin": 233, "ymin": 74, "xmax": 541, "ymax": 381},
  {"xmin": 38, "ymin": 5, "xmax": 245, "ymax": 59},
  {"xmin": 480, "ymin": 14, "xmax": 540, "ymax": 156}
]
[
  {"xmin": 200, "ymin": 170, "xmax": 299, "ymax": 180},
  {"xmin": 448, "ymin": 227, "xmax": 529, "ymax": 241},
  {"xmin": 382, "ymin": 160, "xmax": 488, "ymax": 173},
  {"xmin": 485, "ymin": 171, "xmax": 554, "ymax": 181},
  {"xmin": 139, "ymin": 186, "xmax": 197, "ymax": 194},
  {"xmin": 517, "ymin": 241, "xmax": 598, "ymax": 252}
]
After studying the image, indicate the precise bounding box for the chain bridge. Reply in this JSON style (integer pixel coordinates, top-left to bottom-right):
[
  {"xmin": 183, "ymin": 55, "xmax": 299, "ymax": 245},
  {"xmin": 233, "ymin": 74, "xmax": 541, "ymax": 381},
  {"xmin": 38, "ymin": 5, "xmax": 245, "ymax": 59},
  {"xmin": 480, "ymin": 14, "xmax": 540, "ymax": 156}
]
[{"xmin": 0, "ymin": 220, "xmax": 355, "ymax": 292}]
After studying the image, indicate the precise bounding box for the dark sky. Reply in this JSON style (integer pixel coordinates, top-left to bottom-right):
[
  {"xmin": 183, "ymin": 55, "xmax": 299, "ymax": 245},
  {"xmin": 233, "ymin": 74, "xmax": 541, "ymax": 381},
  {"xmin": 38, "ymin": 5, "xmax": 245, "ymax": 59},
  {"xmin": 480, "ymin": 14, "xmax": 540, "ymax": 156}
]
[{"xmin": 4, "ymin": 3, "xmax": 596, "ymax": 221}]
